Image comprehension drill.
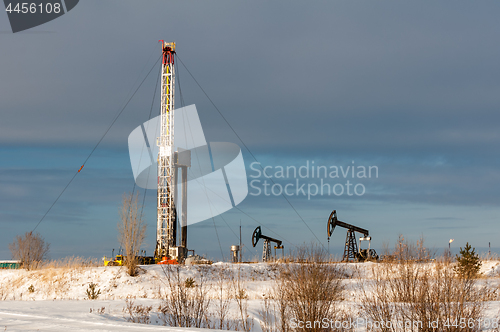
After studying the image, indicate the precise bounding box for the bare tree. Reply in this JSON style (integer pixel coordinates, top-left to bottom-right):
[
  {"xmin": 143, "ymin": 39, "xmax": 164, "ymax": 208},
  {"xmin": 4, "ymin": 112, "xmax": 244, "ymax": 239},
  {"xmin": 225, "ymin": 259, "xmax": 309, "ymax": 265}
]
[
  {"xmin": 9, "ymin": 231, "xmax": 50, "ymax": 270},
  {"xmin": 118, "ymin": 192, "xmax": 146, "ymax": 276}
]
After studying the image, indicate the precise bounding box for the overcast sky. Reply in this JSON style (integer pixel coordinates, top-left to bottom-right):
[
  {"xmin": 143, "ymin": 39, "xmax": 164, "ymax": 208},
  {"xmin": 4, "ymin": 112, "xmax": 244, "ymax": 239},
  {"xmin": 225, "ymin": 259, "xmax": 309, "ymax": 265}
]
[{"xmin": 1, "ymin": 0, "xmax": 500, "ymax": 261}]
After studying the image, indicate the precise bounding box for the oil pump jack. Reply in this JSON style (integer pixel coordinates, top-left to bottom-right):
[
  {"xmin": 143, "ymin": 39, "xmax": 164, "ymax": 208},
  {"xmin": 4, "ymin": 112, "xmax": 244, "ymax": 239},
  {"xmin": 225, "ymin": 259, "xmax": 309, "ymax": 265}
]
[
  {"xmin": 252, "ymin": 226, "xmax": 284, "ymax": 262},
  {"xmin": 327, "ymin": 210, "xmax": 378, "ymax": 262}
]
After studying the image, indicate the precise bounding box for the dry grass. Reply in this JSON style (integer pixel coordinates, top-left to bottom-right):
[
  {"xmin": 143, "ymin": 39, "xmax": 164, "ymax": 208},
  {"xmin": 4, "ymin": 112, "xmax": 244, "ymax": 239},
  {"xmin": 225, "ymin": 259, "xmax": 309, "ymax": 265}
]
[
  {"xmin": 0, "ymin": 256, "xmax": 100, "ymax": 300},
  {"xmin": 480, "ymin": 252, "xmax": 500, "ymax": 262},
  {"xmin": 359, "ymin": 237, "xmax": 491, "ymax": 332},
  {"xmin": 42, "ymin": 256, "xmax": 99, "ymax": 269},
  {"xmin": 4, "ymin": 269, "xmax": 70, "ymax": 299}
]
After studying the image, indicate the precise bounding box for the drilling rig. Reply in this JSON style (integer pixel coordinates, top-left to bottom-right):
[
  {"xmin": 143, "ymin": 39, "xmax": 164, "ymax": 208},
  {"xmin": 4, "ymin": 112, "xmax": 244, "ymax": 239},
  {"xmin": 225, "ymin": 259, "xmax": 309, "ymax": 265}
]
[
  {"xmin": 155, "ymin": 41, "xmax": 190, "ymax": 264},
  {"xmin": 327, "ymin": 210, "xmax": 378, "ymax": 262}
]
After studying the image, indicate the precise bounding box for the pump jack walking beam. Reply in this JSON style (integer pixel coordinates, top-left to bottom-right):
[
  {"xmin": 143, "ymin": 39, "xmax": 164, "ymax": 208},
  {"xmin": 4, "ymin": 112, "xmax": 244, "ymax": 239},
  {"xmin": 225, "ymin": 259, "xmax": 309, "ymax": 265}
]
[{"xmin": 327, "ymin": 210, "xmax": 369, "ymax": 238}]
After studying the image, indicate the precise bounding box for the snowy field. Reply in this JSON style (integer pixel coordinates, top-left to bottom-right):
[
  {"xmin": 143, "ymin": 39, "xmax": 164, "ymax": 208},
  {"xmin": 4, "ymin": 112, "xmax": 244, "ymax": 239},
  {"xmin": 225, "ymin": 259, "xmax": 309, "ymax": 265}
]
[{"xmin": 1, "ymin": 261, "xmax": 500, "ymax": 331}]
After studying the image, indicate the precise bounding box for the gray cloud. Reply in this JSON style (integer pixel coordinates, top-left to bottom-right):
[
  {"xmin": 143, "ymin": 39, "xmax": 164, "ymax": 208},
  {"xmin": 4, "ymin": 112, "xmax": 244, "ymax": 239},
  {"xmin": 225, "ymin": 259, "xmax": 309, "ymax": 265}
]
[{"xmin": 2, "ymin": 1, "xmax": 500, "ymax": 260}]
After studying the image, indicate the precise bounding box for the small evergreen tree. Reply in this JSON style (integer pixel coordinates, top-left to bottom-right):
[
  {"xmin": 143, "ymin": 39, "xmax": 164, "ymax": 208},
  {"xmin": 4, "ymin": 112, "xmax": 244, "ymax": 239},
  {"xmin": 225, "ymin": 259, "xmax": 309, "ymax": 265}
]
[{"xmin": 454, "ymin": 242, "xmax": 481, "ymax": 279}]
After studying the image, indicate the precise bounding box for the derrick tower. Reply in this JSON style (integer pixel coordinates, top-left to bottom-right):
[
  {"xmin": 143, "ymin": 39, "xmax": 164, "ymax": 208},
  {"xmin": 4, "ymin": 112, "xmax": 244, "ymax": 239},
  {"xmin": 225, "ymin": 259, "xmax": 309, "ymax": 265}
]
[{"xmin": 156, "ymin": 41, "xmax": 176, "ymax": 258}]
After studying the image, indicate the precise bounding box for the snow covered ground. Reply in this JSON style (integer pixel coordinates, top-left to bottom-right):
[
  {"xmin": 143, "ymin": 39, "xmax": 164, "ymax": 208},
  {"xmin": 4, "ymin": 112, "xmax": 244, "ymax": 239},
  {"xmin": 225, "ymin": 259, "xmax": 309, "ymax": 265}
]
[
  {"xmin": 0, "ymin": 263, "xmax": 278, "ymax": 331},
  {"xmin": 1, "ymin": 261, "xmax": 500, "ymax": 331},
  {"xmin": 0, "ymin": 263, "xmax": 279, "ymax": 301}
]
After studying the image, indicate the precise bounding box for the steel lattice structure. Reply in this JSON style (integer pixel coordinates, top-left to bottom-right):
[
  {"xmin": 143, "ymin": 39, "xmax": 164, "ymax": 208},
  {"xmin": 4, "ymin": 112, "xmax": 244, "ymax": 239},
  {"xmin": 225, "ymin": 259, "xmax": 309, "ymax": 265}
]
[
  {"xmin": 156, "ymin": 41, "xmax": 176, "ymax": 258},
  {"xmin": 262, "ymin": 239, "xmax": 271, "ymax": 262}
]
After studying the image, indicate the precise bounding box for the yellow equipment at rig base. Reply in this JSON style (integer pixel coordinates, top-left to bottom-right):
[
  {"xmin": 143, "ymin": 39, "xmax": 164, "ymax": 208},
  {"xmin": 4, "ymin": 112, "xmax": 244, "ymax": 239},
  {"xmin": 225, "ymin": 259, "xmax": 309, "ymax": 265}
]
[{"xmin": 103, "ymin": 255, "xmax": 124, "ymax": 266}]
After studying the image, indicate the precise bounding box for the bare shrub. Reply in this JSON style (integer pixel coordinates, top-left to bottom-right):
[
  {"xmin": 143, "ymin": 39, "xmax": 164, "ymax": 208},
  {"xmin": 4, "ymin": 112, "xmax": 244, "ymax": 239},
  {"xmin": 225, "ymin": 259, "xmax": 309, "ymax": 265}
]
[
  {"xmin": 90, "ymin": 306, "xmax": 106, "ymax": 314},
  {"xmin": 185, "ymin": 277, "xmax": 196, "ymax": 288},
  {"xmin": 9, "ymin": 231, "xmax": 49, "ymax": 270},
  {"xmin": 86, "ymin": 282, "xmax": 101, "ymax": 300},
  {"xmin": 273, "ymin": 274, "xmax": 291, "ymax": 332},
  {"xmin": 259, "ymin": 244, "xmax": 346, "ymax": 332},
  {"xmin": 124, "ymin": 297, "xmax": 152, "ymax": 324},
  {"xmin": 258, "ymin": 292, "xmax": 278, "ymax": 332},
  {"xmin": 287, "ymin": 242, "xmax": 333, "ymax": 263},
  {"xmin": 279, "ymin": 247, "xmax": 345, "ymax": 332},
  {"xmin": 158, "ymin": 265, "xmax": 211, "ymax": 328},
  {"xmin": 213, "ymin": 265, "xmax": 234, "ymax": 330},
  {"xmin": 360, "ymin": 254, "xmax": 489, "ymax": 331},
  {"xmin": 0, "ymin": 285, "xmax": 7, "ymax": 301},
  {"xmin": 118, "ymin": 192, "xmax": 147, "ymax": 276},
  {"xmin": 232, "ymin": 266, "xmax": 253, "ymax": 332},
  {"xmin": 389, "ymin": 234, "xmax": 435, "ymax": 262}
]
